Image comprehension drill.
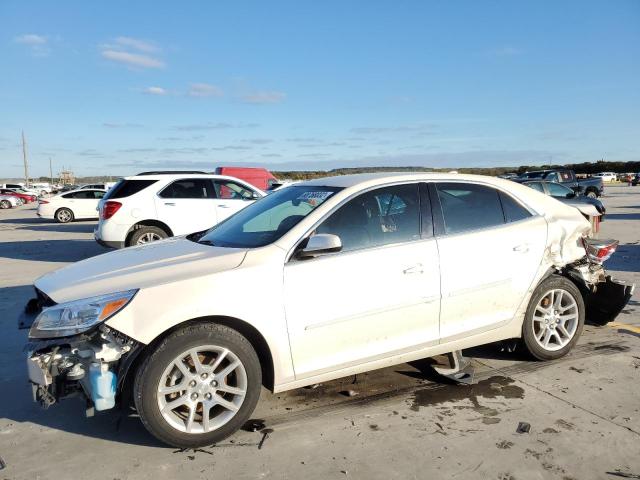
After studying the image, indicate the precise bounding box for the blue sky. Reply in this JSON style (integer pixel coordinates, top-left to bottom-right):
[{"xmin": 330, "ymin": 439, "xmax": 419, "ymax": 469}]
[{"xmin": 1, "ymin": 0, "xmax": 639, "ymax": 178}]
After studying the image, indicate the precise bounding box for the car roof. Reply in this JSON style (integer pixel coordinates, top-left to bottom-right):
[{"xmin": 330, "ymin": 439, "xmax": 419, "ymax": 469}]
[
  {"xmin": 123, "ymin": 173, "xmax": 255, "ymax": 183},
  {"xmin": 300, "ymin": 171, "xmax": 508, "ymax": 188}
]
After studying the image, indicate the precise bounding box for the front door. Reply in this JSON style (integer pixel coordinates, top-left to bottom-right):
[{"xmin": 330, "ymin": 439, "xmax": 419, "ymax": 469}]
[
  {"xmin": 212, "ymin": 179, "xmax": 258, "ymax": 223},
  {"xmin": 283, "ymin": 183, "xmax": 441, "ymax": 379}
]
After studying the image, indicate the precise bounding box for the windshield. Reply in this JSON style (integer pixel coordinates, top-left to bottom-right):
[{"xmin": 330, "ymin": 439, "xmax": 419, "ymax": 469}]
[{"xmin": 197, "ymin": 185, "xmax": 342, "ymax": 248}]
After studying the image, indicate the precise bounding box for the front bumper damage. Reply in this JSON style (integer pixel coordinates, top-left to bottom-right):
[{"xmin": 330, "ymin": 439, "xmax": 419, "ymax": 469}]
[{"xmin": 23, "ymin": 324, "xmax": 142, "ymax": 415}]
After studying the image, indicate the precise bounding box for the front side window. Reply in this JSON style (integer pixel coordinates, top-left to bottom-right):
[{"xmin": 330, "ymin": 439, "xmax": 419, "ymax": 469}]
[
  {"xmin": 213, "ymin": 180, "xmax": 254, "ymax": 200},
  {"xmin": 197, "ymin": 186, "xmax": 341, "ymax": 248},
  {"xmin": 436, "ymin": 183, "xmax": 504, "ymax": 234},
  {"xmin": 160, "ymin": 179, "xmax": 214, "ymax": 199},
  {"xmin": 316, "ymin": 184, "xmax": 421, "ymax": 252}
]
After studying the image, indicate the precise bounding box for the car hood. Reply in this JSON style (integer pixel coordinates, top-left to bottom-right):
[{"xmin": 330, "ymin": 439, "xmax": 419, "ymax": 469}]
[{"xmin": 35, "ymin": 237, "xmax": 247, "ymax": 304}]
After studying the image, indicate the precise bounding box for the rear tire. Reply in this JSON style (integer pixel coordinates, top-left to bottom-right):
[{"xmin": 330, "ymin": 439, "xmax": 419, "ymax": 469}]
[
  {"xmin": 129, "ymin": 226, "xmax": 168, "ymax": 246},
  {"xmin": 133, "ymin": 323, "xmax": 262, "ymax": 448},
  {"xmin": 522, "ymin": 275, "xmax": 584, "ymax": 361},
  {"xmin": 55, "ymin": 208, "xmax": 74, "ymax": 223}
]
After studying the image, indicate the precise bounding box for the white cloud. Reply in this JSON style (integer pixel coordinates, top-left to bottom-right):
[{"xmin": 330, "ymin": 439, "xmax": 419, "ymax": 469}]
[
  {"xmin": 14, "ymin": 34, "xmax": 47, "ymax": 45},
  {"xmin": 187, "ymin": 83, "xmax": 224, "ymax": 98},
  {"xmin": 100, "ymin": 37, "xmax": 164, "ymax": 69},
  {"xmin": 101, "ymin": 50, "xmax": 165, "ymax": 69},
  {"xmin": 14, "ymin": 33, "xmax": 50, "ymax": 56},
  {"xmin": 142, "ymin": 86, "xmax": 168, "ymax": 95},
  {"xmin": 239, "ymin": 91, "xmax": 286, "ymax": 104},
  {"xmin": 114, "ymin": 36, "xmax": 159, "ymax": 53}
]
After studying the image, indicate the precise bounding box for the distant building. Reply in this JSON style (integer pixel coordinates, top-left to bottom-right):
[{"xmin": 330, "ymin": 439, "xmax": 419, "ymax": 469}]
[{"xmin": 59, "ymin": 170, "xmax": 75, "ymax": 185}]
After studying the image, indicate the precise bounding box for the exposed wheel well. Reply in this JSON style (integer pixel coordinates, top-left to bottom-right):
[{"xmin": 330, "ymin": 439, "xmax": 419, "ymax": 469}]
[
  {"xmin": 125, "ymin": 220, "xmax": 173, "ymax": 246},
  {"xmin": 119, "ymin": 316, "xmax": 275, "ymax": 407}
]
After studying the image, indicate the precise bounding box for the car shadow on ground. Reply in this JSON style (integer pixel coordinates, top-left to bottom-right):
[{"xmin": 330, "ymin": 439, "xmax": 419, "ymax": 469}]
[
  {"xmin": 605, "ymin": 244, "xmax": 640, "ymax": 273},
  {"xmin": 603, "ymin": 212, "xmax": 640, "ymax": 221},
  {"xmin": 0, "ymin": 240, "xmax": 106, "ymax": 262},
  {"xmin": 17, "ymin": 223, "xmax": 97, "ymax": 234}
]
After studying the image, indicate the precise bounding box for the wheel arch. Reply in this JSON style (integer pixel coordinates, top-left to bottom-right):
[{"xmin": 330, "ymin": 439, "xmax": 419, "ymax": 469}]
[
  {"xmin": 119, "ymin": 315, "xmax": 275, "ymax": 405},
  {"xmin": 125, "ymin": 220, "xmax": 174, "ymax": 246}
]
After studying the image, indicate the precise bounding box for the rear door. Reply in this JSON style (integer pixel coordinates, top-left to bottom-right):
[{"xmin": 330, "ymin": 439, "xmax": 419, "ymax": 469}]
[
  {"xmin": 212, "ymin": 179, "xmax": 259, "ymax": 222},
  {"xmin": 432, "ymin": 182, "xmax": 547, "ymax": 340},
  {"xmin": 66, "ymin": 190, "xmax": 100, "ymax": 218},
  {"xmin": 155, "ymin": 178, "xmax": 218, "ymax": 235}
]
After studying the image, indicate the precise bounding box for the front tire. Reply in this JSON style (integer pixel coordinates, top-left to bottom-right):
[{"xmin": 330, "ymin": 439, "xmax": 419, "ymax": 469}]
[
  {"xmin": 133, "ymin": 323, "xmax": 262, "ymax": 448},
  {"xmin": 522, "ymin": 275, "xmax": 584, "ymax": 361},
  {"xmin": 55, "ymin": 208, "xmax": 74, "ymax": 223},
  {"xmin": 586, "ymin": 191, "xmax": 598, "ymax": 199},
  {"xmin": 0, "ymin": 200, "xmax": 10, "ymax": 209}
]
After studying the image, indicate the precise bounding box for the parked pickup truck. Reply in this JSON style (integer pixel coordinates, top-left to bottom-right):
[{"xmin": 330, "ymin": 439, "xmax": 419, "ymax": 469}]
[{"xmin": 514, "ymin": 169, "xmax": 603, "ymax": 198}]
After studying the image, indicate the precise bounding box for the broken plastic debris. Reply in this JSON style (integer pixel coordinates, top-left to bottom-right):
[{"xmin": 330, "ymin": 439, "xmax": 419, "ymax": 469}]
[
  {"xmin": 339, "ymin": 390, "xmax": 359, "ymax": 397},
  {"xmin": 516, "ymin": 422, "xmax": 531, "ymax": 434}
]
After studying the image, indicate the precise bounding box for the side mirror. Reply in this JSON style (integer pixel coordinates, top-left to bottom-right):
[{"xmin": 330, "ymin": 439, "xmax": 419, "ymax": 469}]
[
  {"xmin": 297, "ymin": 233, "xmax": 342, "ymax": 259},
  {"xmin": 249, "ymin": 191, "xmax": 261, "ymax": 200},
  {"xmin": 566, "ymin": 192, "xmax": 576, "ymax": 199}
]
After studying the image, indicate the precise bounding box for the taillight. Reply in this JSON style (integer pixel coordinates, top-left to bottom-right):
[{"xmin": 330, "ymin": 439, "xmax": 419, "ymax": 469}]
[
  {"xmin": 582, "ymin": 238, "xmax": 618, "ymax": 263},
  {"xmin": 101, "ymin": 201, "xmax": 122, "ymax": 220}
]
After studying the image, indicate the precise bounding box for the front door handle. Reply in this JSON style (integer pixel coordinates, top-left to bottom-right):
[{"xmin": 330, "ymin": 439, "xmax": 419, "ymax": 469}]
[
  {"xmin": 403, "ymin": 264, "xmax": 424, "ymax": 274},
  {"xmin": 218, "ymin": 205, "xmax": 230, "ymax": 208},
  {"xmin": 513, "ymin": 244, "xmax": 529, "ymax": 253},
  {"xmin": 164, "ymin": 202, "xmax": 176, "ymax": 206}
]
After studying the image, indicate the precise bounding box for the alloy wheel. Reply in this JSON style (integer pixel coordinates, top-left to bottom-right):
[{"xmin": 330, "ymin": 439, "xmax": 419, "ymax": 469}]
[
  {"xmin": 532, "ymin": 289, "xmax": 579, "ymax": 351},
  {"xmin": 157, "ymin": 345, "xmax": 248, "ymax": 434},
  {"xmin": 137, "ymin": 232, "xmax": 162, "ymax": 244}
]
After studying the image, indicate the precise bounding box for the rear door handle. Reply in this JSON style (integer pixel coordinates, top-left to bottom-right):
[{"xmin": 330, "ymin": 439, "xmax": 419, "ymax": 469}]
[
  {"xmin": 218, "ymin": 205, "xmax": 230, "ymax": 208},
  {"xmin": 513, "ymin": 244, "xmax": 529, "ymax": 253},
  {"xmin": 164, "ymin": 202, "xmax": 176, "ymax": 206},
  {"xmin": 403, "ymin": 264, "xmax": 424, "ymax": 274}
]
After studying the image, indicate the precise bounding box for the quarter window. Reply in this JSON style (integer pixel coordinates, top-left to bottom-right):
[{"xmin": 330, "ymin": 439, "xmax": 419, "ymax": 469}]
[
  {"xmin": 499, "ymin": 192, "xmax": 532, "ymax": 223},
  {"xmin": 436, "ymin": 183, "xmax": 504, "ymax": 234},
  {"xmin": 160, "ymin": 179, "xmax": 214, "ymax": 199},
  {"xmin": 316, "ymin": 184, "xmax": 421, "ymax": 252}
]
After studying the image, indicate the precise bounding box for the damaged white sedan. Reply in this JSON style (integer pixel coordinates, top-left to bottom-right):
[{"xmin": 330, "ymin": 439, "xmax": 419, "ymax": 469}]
[{"xmin": 19, "ymin": 173, "xmax": 633, "ymax": 447}]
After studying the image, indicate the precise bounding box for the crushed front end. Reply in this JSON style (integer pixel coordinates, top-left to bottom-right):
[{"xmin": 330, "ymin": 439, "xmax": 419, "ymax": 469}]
[{"xmin": 19, "ymin": 288, "xmax": 142, "ymax": 415}]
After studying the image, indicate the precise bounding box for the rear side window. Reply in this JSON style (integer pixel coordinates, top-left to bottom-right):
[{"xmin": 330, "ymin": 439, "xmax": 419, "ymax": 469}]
[
  {"xmin": 160, "ymin": 179, "xmax": 214, "ymax": 199},
  {"xmin": 436, "ymin": 183, "xmax": 504, "ymax": 234},
  {"xmin": 499, "ymin": 192, "xmax": 532, "ymax": 223},
  {"xmin": 104, "ymin": 179, "xmax": 157, "ymax": 200},
  {"xmin": 65, "ymin": 190, "xmax": 96, "ymax": 199}
]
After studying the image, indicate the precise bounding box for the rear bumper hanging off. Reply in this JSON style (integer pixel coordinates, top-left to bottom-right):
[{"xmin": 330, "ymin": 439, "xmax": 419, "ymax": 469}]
[{"xmin": 584, "ymin": 276, "xmax": 634, "ymax": 326}]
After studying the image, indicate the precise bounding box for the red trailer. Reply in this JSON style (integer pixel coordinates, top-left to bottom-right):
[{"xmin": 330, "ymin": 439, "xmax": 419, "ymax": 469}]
[{"xmin": 215, "ymin": 167, "xmax": 278, "ymax": 191}]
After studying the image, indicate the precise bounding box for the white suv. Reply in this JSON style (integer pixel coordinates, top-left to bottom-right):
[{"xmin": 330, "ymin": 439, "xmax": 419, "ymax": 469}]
[{"xmin": 94, "ymin": 171, "xmax": 264, "ymax": 248}]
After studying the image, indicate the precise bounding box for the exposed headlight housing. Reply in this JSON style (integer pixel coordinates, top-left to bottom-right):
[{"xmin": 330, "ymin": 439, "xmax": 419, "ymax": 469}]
[{"xmin": 29, "ymin": 289, "xmax": 138, "ymax": 339}]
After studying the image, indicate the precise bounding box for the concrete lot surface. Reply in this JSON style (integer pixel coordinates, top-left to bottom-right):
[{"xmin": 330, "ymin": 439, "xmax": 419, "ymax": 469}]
[{"xmin": 1, "ymin": 185, "xmax": 639, "ymax": 480}]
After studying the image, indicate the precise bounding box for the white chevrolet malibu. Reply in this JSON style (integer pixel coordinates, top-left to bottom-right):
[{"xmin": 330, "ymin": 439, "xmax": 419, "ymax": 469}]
[{"xmin": 20, "ymin": 173, "xmax": 633, "ymax": 447}]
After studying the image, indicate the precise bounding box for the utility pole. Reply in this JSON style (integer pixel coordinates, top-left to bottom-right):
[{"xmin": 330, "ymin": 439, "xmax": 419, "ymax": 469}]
[
  {"xmin": 22, "ymin": 130, "xmax": 30, "ymax": 187},
  {"xmin": 49, "ymin": 157, "xmax": 53, "ymax": 185}
]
